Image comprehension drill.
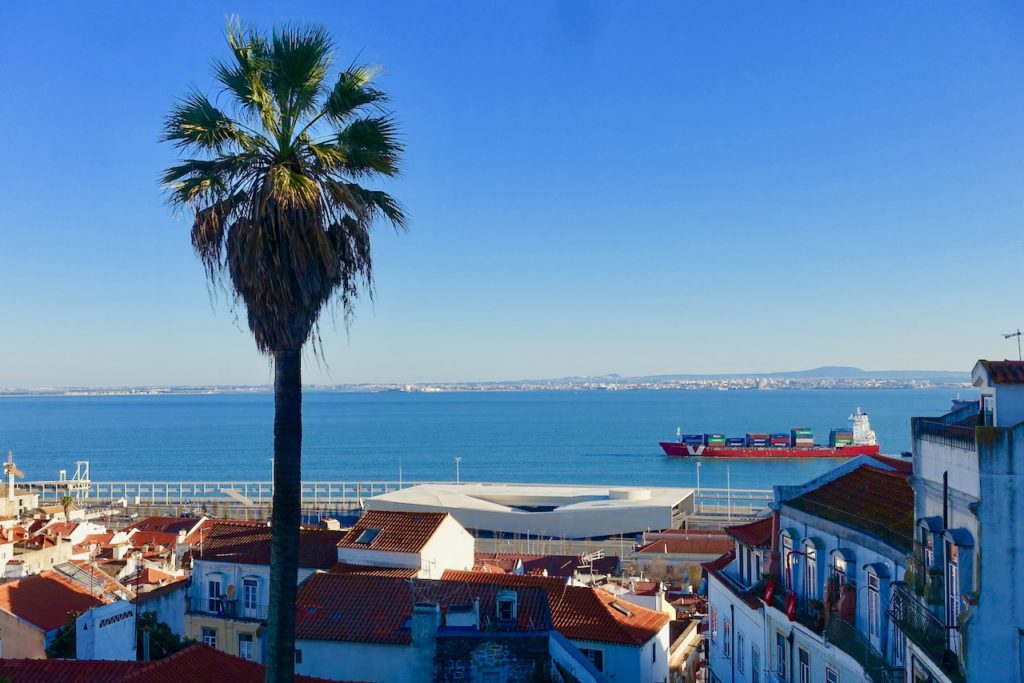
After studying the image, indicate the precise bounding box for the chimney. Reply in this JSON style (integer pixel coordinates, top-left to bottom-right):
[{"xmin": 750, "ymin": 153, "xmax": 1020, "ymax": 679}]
[
  {"xmin": 113, "ymin": 545, "xmax": 128, "ymax": 560},
  {"xmin": 410, "ymin": 602, "xmax": 439, "ymax": 681},
  {"xmin": 319, "ymin": 518, "xmax": 341, "ymax": 531}
]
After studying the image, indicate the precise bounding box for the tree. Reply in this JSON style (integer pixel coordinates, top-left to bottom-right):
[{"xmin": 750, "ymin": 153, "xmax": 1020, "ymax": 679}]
[
  {"xmin": 60, "ymin": 495, "xmax": 74, "ymax": 520},
  {"xmin": 45, "ymin": 612, "xmax": 80, "ymax": 658},
  {"xmin": 162, "ymin": 20, "xmax": 404, "ymax": 682},
  {"xmin": 136, "ymin": 610, "xmax": 195, "ymax": 660}
]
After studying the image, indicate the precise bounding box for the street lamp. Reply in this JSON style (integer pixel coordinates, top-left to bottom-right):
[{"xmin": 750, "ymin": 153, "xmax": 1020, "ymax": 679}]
[
  {"xmin": 454, "ymin": 457, "xmax": 462, "ymax": 485},
  {"xmin": 695, "ymin": 460, "xmax": 702, "ymax": 513}
]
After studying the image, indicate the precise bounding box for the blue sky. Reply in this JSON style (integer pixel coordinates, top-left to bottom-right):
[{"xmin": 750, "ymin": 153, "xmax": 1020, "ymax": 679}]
[{"xmin": 1, "ymin": 2, "xmax": 1022, "ymax": 386}]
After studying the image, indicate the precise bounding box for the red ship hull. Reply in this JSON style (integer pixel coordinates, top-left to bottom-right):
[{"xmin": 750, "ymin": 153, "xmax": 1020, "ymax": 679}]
[{"xmin": 659, "ymin": 442, "xmax": 880, "ymax": 458}]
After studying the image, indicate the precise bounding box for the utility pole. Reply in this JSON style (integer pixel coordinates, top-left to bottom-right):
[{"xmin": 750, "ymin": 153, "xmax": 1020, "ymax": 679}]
[{"xmin": 454, "ymin": 457, "xmax": 462, "ymax": 485}]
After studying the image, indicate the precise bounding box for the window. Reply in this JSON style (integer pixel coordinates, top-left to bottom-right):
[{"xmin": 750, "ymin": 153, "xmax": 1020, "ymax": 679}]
[
  {"xmin": 825, "ymin": 667, "xmax": 839, "ymax": 683},
  {"xmin": 652, "ymin": 640, "xmax": 657, "ymax": 662},
  {"xmin": 243, "ymin": 577, "xmax": 259, "ymax": 612},
  {"xmin": 238, "ymin": 633, "xmax": 254, "ymax": 661},
  {"xmin": 723, "ymin": 619, "xmax": 731, "ymax": 657},
  {"xmin": 496, "ymin": 590, "xmax": 517, "ymax": 622},
  {"xmin": 804, "ymin": 543, "xmax": 818, "ymax": 600},
  {"xmin": 207, "ymin": 577, "xmax": 222, "ymax": 612},
  {"xmin": 295, "ymin": 649, "xmax": 303, "ymax": 664},
  {"xmin": 946, "ymin": 542, "xmax": 960, "ymax": 627},
  {"xmin": 354, "ymin": 528, "xmax": 381, "ymax": 545},
  {"xmin": 751, "ymin": 645, "xmax": 761, "ymax": 683},
  {"xmin": 868, "ymin": 573, "xmax": 881, "ymax": 639},
  {"xmin": 798, "ymin": 648, "xmax": 810, "ymax": 683},
  {"xmin": 891, "ymin": 625, "xmax": 907, "ymax": 666},
  {"xmin": 710, "ymin": 606, "xmax": 718, "ymax": 643},
  {"xmin": 776, "ymin": 632, "xmax": 787, "ymax": 679},
  {"xmin": 737, "ymin": 632, "xmax": 745, "ymax": 673},
  {"xmin": 782, "ymin": 534, "xmax": 794, "ymax": 590},
  {"xmin": 202, "ymin": 627, "xmax": 217, "ymax": 648},
  {"xmin": 581, "ymin": 648, "xmax": 604, "ymax": 672},
  {"xmin": 833, "ymin": 555, "xmax": 847, "ymax": 586}
]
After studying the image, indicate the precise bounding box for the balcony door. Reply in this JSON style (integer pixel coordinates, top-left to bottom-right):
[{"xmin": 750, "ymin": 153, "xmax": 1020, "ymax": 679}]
[
  {"xmin": 207, "ymin": 577, "xmax": 222, "ymax": 612},
  {"xmin": 243, "ymin": 577, "xmax": 259, "ymax": 619}
]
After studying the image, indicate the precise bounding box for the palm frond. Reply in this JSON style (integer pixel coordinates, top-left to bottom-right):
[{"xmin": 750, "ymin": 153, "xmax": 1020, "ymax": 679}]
[
  {"xmin": 163, "ymin": 90, "xmax": 246, "ymax": 152},
  {"xmin": 268, "ymin": 23, "xmax": 333, "ymax": 126},
  {"xmin": 323, "ymin": 181, "xmax": 406, "ymax": 229},
  {"xmin": 333, "ymin": 116, "xmax": 402, "ymax": 176},
  {"xmin": 216, "ymin": 19, "xmax": 278, "ymax": 137},
  {"xmin": 322, "ymin": 65, "xmax": 387, "ymax": 124}
]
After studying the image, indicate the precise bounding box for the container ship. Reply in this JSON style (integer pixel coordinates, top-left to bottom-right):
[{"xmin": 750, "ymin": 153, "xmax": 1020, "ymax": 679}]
[{"xmin": 659, "ymin": 407, "xmax": 879, "ymax": 458}]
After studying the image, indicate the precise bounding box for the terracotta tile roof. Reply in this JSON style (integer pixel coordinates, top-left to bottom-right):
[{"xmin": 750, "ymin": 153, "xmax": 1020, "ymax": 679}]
[
  {"xmin": 295, "ymin": 573, "xmax": 552, "ymax": 645},
  {"xmin": 0, "ymin": 571, "xmax": 106, "ymax": 631},
  {"xmin": 637, "ymin": 535, "xmax": 732, "ymax": 555},
  {"xmin": 124, "ymin": 567, "xmax": 177, "ymax": 588},
  {"xmin": 441, "ymin": 570, "xmax": 668, "ymax": 646},
  {"xmin": 64, "ymin": 560, "xmax": 131, "ymax": 598},
  {"xmin": 129, "ymin": 531, "xmax": 181, "ymax": 548},
  {"xmin": 785, "ymin": 465, "xmax": 914, "ymax": 552},
  {"xmin": 724, "ymin": 517, "xmax": 774, "ymax": 548},
  {"xmin": 134, "ymin": 577, "xmax": 188, "ymax": 603},
  {"xmin": 328, "ymin": 562, "xmax": 419, "ymax": 579},
  {"xmin": 0, "ymin": 644, "xmax": 338, "ymax": 682},
  {"xmin": 979, "ymin": 359, "xmax": 1024, "ymax": 384},
  {"xmin": 189, "ymin": 521, "xmax": 345, "ymax": 569},
  {"xmin": 80, "ymin": 532, "xmax": 115, "ymax": 546},
  {"xmin": 336, "ymin": 510, "xmax": 448, "ymax": 553},
  {"xmin": 473, "ymin": 553, "xmax": 619, "ymax": 578},
  {"xmin": 182, "ymin": 518, "xmax": 216, "ymax": 546},
  {"xmin": 0, "ymin": 659, "xmax": 140, "ymax": 682},
  {"xmin": 41, "ymin": 522, "xmax": 79, "ymax": 539},
  {"xmin": 124, "ymin": 516, "xmax": 201, "ymax": 536},
  {"xmin": 700, "ymin": 550, "xmax": 735, "ymax": 573},
  {"xmin": 701, "ymin": 552, "xmax": 763, "ymax": 610}
]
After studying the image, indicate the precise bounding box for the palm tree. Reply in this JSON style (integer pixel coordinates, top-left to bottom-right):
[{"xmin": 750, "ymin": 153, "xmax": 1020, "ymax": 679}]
[
  {"xmin": 60, "ymin": 495, "xmax": 74, "ymax": 521},
  {"xmin": 162, "ymin": 20, "xmax": 404, "ymax": 681}
]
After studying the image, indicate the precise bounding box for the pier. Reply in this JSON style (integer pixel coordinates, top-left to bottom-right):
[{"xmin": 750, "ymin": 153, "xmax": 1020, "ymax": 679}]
[{"xmin": 22, "ymin": 475, "xmax": 773, "ymax": 529}]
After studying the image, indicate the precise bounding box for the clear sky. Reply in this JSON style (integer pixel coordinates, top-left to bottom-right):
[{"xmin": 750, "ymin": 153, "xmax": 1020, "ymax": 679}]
[{"xmin": 1, "ymin": 2, "xmax": 1023, "ymax": 387}]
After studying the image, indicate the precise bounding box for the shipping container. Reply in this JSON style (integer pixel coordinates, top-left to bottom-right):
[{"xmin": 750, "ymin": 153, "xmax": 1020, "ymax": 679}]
[{"xmin": 725, "ymin": 437, "xmax": 746, "ymax": 446}]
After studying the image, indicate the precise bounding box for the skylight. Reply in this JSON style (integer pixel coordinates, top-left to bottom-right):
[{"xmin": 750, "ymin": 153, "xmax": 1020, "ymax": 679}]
[
  {"xmin": 610, "ymin": 602, "xmax": 633, "ymax": 617},
  {"xmin": 354, "ymin": 528, "xmax": 381, "ymax": 545}
]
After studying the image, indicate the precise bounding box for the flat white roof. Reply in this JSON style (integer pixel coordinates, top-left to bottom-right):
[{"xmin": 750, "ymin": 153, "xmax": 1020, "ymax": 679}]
[{"xmin": 366, "ymin": 483, "xmax": 694, "ymax": 539}]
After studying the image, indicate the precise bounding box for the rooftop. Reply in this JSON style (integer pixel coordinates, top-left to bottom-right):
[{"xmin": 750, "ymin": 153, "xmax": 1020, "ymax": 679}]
[
  {"xmin": 189, "ymin": 521, "xmax": 345, "ymax": 569},
  {"xmin": 472, "ymin": 552, "xmax": 619, "ymax": 577},
  {"xmin": 336, "ymin": 510, "xmax": 449, "ymax": 554},
  {"xmin": 295, "ymin": 573, "xmax": 552, "ymax": 645},
  {"xmin": 0, "ymin": 571, "xmax": 106, "ymax": 631},
  {"xmin": 976, "ymin": 359, "xmax": 1024, "ymax": 385},
  {"xmin": 784, "ymin": 465, "xmax": 914, "ymax": 552},
  {"xmin": 724, "ymin": 517, "xmax": 774, "ymax": 548},
  {"xmin": 637, "ymin": 534, "xmax": 732, "ymax": 556},
  {"xmin": 124, "ymin": 516, "xmax": 203, "ymax": 536},
  {"xmin": 0, "ymin": 643, "xmax": 338, "ymax": 682},
  {"xmin": 442, "ymin": 570, "xmax": 669, "ymax": 646}
]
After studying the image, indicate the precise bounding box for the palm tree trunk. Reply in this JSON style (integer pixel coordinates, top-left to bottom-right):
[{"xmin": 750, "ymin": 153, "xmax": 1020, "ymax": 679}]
[{"xmin": 265, "ymin": 348, "xmax": 302, "ymax": 682}]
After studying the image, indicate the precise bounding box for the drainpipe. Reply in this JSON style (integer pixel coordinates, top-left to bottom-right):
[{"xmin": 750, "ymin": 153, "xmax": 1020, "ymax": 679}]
[{"xmin": 730, "ymin": 603, "xmax": 735, "ymax": 683}]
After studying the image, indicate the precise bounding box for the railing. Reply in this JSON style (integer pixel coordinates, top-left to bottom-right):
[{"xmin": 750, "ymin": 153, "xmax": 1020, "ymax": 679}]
[
  {"xmin": 913, "ymin": 420, "xmax": 976, "ymax": 451},
  {"xmin": 187, "ymin": 595, "xmax": 267, "ymax": 622},
  {"xmin": 825, "ymin": 617, "xmax": 903, "ymax": 683},
  {"xmin": 787, "ymin": 496, "xmax": 914, "ymax": 553},
  {"xmin": 888, "ymin": 583, "xmax": 963, "ymax": 682},
  {"xmin": 906, "ymin": 543, "xmax": 928, "ymax": 596},
  {"xmin": 757, "ymin": 579, "xmax": 826, "ymax": 634}
]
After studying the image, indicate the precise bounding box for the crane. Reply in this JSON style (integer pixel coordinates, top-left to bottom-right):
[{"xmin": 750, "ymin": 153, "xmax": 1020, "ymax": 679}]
[{"xmin": 1004, "ymin": 329, "xmax": 1022, "ymax": 362}]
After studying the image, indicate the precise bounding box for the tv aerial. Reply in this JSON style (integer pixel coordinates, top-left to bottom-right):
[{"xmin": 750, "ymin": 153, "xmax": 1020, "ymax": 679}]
[{"xmin": 1004, "ymin": 329, "xmax": 1022, "ymax": 361}]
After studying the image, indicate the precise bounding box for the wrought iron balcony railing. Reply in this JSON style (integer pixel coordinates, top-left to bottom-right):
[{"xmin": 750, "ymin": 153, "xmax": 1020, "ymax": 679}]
[
  {"xmin": 187, "ymin": 595, "xmax": 268, "ymax": 621},
  {"xmin": 913, "ymin": 420, "xmax": 976, "ymax": 451},
  {"xmin": 888, "ymin": 583, "xmax": 963, "ymax": 682},
  {"xmin": 825, "ymin": 616, "xmax": 903, "ymax": 683}
]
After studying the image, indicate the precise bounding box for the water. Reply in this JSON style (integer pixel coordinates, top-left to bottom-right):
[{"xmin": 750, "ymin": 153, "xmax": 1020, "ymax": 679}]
[{"xmin": 0, "ymin": 388, "xmax": 961, "ymax": 490}]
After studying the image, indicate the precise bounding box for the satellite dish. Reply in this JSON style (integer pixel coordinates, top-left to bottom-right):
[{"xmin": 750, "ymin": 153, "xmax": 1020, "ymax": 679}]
[{"xmin": 226, "ymin": 584, "xmax": 236, "ymax": 598}]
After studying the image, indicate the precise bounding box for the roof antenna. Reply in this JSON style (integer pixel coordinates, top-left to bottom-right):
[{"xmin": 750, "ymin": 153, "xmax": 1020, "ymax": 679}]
[{"xmin": 1003, "ymin": 329, "xmax": 1022, "ymax": 361}]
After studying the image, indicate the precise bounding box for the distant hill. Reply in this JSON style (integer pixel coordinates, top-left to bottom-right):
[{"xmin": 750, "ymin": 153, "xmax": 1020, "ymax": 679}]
[{"xmin": 513, "ymin": 366, "xmax": 970, "ymax": 384}]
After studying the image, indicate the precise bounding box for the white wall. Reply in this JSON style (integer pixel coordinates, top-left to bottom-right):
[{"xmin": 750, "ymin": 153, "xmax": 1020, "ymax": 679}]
[
  {"xmin": 137, "ymin": 584, "xmax": 186, "ymax": 637},
  {"xmin": 76, "ymin": 601, "xmax": 136, "ymax": 661},
  {"xmin": 335, "ymin": 546, "xmax": 420, "ymax": 570},
  {"xmin": 572, "ymin": 626, "xmax": 669, "ymax": 683},
  {"xmin": 418, "ymin": 516, "xmax": 475, "ymax": 578},
  {"xmin": 707, "ymin": 572, "xmax": 765, "ymax": 683},
  {"xmin": 295, "ymin": 639, "xmax": 421, "ymax": 683}
]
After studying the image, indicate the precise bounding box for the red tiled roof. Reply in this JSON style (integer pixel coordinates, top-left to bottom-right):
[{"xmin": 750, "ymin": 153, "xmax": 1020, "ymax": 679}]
[
  {"xmin": 182, "ymin": 518, "xmax": 216, "ymax": 546},
  {"xmin": 979, "ymin": 359, "xmax": 1024, "ymax": 384},
  {"xmin": 785, "ymin": 465, "xmax": 913, "ymax": 551},
  {"xmin": 190, "ymin": 521, "xmax": 345, "ymax": 569},
  {"xmin": 0, "ymin": 659, "xmax": 140, "ymax": 682},
  {"xmin": 134, "ymin": 578, "xmax": 188, "ymax": 603},
  {"xmin": 472, "ymin": 553, "xmax": 619, "ymax": 578},
  {"xmin": 702, "ymin": 555, "xmax": 763, "ymax": 611},
  {"xmin": 295, "ymin": 573, "xmax": 552, "ymax": 645},
  {"xmin": 124, "ymin": 516, "xmax": 201, "ymax": 536},
  {"xmin": 441, "ymin": 570, "xmax": 668, "ymax": 646},
  {"xmin": 866, "ymin": 453, "xmax": 914, "ymax": 474},
  {"xmin": 41, "ymin": 522, "xmax": 79, "ymax": 538},
  {"xmin": 0, "ymin": 644, "xmax": 338, "ymax": 682},
  {"xmin": 129, "ymin": 531, "xmax": 181, "ymax": 548},
  {"xmin": 700, "ymin": 550, "xmax": 735, "ymax": 573},
  {"xmin": 0, "ymin": 572, "xmax": 106, "ymax": 631},
  {"xmin": 328, "ymin": 562, "xmax": 419, "ymax": 579},
  {"xmin": 80, "ymin": 532, "xmax": 115, "ymax": 546},
  {"xmin": 336, "ymin": 510, "xmax": 448, "ymax": 553},
  {"xmin": 724, "ymin": 517, "xmax": 774, "ymax": 548},
  {"xmin": 637, "ymin": 535, "xmax": 732, "ymax": 556}
]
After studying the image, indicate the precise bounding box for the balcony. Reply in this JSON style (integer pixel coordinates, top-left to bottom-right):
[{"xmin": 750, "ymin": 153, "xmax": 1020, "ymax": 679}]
[
  {"xmin": 825, "ymin": 616, "xmax": 903, "ymax": 683},
  {"xmin": 763, "ymin": 580, "xmax": 826, "ymax": 634},
  {"xmin": 187, "ymin": 595, "xmax": 268, "ymax": 622},
  {"xmin": 913, "ymin": 420, "xmax": 976, "ymax": 452},
  {"xmin": 888, "ymin": 583, "xmax": 964, "ymax": 682}
]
